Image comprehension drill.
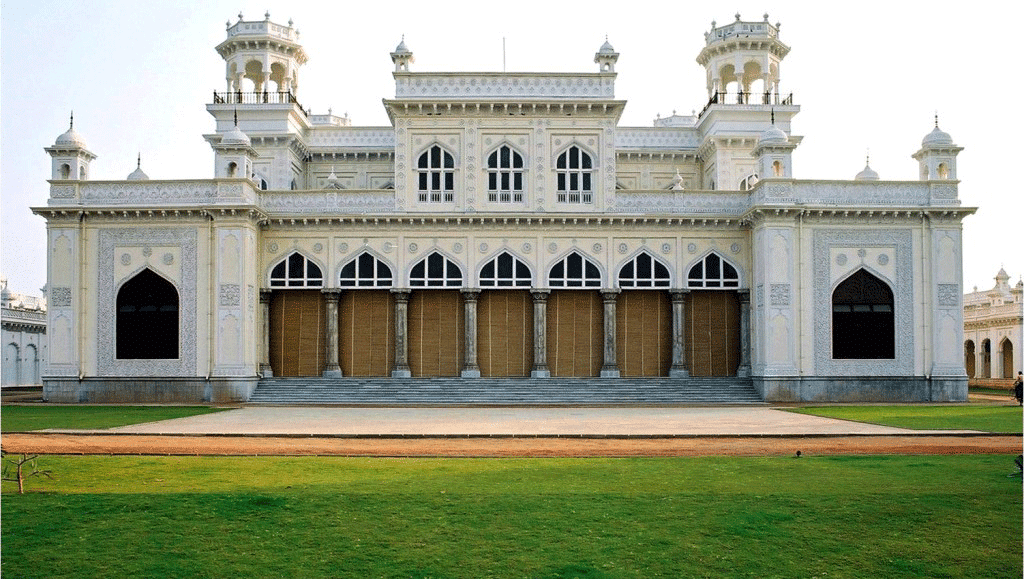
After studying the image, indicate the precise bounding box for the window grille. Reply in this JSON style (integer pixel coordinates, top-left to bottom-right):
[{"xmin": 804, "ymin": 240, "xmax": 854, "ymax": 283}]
[
  {"xmin": 556, "ymin": 146, "xmax": 593, "ymax": 204},
  {"xmin": 270, "ymin": 252, "xmax": 323, "ymax": 288},
  {"xmin": 339, "ymin": 253, "xmax": 393, "ymax": 287},
  {"xmin": 487, "ymin": 145, "xmax": 524, "ymax": 203},
  {"xmin": 619, "ymin": 252, "xmax": 671, "ymax": 288},
  {"xmin": 410, "ymin": 252, "xmax": 463, "ymax": 287},
  {"xmin": 686, "ymin": 253, "xmax": 739, "ymax": 288},
  {"xmin": 549, "ymin": 251, "xmax": 601, "ymax": 288},
  {"xmin": 417, "ymin": 145, "xmax": 455, "ymax": 203},
  {"xmin": 480, "ymin": 252, "xmax": 532, "ymax": 287}
]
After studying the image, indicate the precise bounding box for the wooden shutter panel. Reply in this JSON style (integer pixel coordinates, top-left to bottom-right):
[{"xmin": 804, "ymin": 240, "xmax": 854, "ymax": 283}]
[
  {"xmin": 548, "ymin": 291, "xmax": 602, "ymax": 377},
  {"xmin": 409, "ymin": 291, "xmax": 463, "ymax": 377},
  {"xmin": 270, "ymin": 290, "xmax": 325, "ymax": 377},
  {"xmin": 340, "ymin": 290, "xmax": 395, "ymax": 377},
  {"xmin": 617, "ymin": 291, "xmax": 671, "ymax": 377},
  {"xmin": 478, "ymin": 290, "xmax": 532, "ymax": 377}
]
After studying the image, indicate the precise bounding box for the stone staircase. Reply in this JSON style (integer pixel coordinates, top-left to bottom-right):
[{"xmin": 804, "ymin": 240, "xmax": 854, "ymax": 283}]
[{"xmin": 247, "ymin": 376, "xmax": 764, "ymax": 406}]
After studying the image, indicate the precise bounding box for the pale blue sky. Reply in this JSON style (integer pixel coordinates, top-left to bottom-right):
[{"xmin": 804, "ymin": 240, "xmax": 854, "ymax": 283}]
[{"xmin": 2, "ymin": 1, "xmax": 1020, "ymax": 296}]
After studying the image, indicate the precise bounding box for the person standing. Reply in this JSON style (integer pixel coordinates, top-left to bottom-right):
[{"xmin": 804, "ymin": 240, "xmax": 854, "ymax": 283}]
[{"xmin": 1013, "ymin": 371, "xmax": 1023, "ymax": 406}]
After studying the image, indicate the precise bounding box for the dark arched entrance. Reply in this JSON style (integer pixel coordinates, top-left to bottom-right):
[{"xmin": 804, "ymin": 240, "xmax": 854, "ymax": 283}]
[
  {"xmin": 832, "ymin": 269, "xmax": 894, "ymax": 359},
  {"xmin": 117, "ymin": 269, "xmax": 179, "ymax": 359}
]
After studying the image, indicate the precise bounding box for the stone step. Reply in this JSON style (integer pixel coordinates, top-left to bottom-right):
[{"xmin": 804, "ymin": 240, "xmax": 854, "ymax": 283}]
[{"xmin": 247, "ymin": 377, "xmax": 764, "ymax": 405}]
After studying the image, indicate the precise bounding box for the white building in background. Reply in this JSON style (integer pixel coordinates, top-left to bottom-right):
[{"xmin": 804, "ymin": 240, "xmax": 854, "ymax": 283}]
[
  {"xmin": 964, "ymin": 269, "xmax": 1023, "ymax": 382},
  {"xmin": 32, "ymin": 13, "xmax": 975, "ymax": 404},
  {"xmin": 1, "ymin": 278, "xmax": 47, "ymax": 387}
]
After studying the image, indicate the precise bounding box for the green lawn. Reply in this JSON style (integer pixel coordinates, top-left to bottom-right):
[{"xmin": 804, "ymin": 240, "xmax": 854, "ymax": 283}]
[
  {"xmin": 0, "ymin": 405, "xmax": 226, "ymax": 432},
  {"xmin": 788, "ymin": 405, "xmax": 1023, "ymax": 433},
  {"xmin": 2, "ymin": 455, "xmax": 1021, "ymax": 578}
]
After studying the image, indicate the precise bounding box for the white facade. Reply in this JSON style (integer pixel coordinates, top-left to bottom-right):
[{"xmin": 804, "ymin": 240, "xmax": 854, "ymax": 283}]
[
  {"xmin": 33, "ymin": 14, "xmax": 975, "ymax": 403},
  {"xmin": 1, "ymin": 278, "xmax": 47, "ymax": 387},
  {"xmin": 964, "ymin": 269, "xmax": 1023, "ymax": 382}
]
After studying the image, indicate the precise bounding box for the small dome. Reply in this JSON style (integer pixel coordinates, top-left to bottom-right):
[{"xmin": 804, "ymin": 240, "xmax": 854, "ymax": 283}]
[
  {"xmin": 599, "ymin": 39, "xmax": 615, "ymax": 54},
  {"xmin": 55, "ymin": 126, "xmax": 87, "ymax": 148},
  {"xmin": 758, "ymin": 124, "xmax": 788, "ymax": 145},
  {"xmin": 127, "ymin": 166, "xmax": 149, "ymax": 181},
  {"xmin": 394, "ymin": 38, "xmax": 411, "ymax": 54},
  {"xmin": 922, "ymin": 125, "xmax": 953, "ymax": 147},
  {"xmin": 221, "ymin": 124, "xmax": 251, "ymax": 146},
  {"xmin": 855, "ymin": 163, "xmax": 879, "ymax": 181}
]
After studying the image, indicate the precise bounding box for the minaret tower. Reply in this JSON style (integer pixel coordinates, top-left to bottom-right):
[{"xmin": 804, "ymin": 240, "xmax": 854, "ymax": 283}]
[
  {"xmin": 696, "ymin": 13, "xmax": 789, "ymax": 105},
  {"xmin": 45, "ymin": 112, "xmax": 96, "ymax": 181},
  {"xmin": 913, "ymin": 115, "xmax": 963, "ymax": 181},
  {"xmin": 215, "ymin": 11, "xmax": 307, "ymax": 97}
]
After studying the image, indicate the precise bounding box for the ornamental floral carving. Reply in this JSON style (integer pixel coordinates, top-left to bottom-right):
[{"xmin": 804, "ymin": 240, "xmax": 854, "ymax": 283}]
[
  {"xmin": 219, "ymin": 283, "xmax": 240, "ymax": 306},
  {"xmin": 937, "ymin": 284, "xmax": 959, "ymax": 307}
]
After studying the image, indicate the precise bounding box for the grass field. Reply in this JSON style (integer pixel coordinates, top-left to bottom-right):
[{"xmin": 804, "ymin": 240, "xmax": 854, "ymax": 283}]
[
  {"xmin": 2, "ymin": 454, "xmax": 1021, "ymax": 579},
  {"xmin": 0, "ymin": 405, "xmax": 226, "ymax": 432},
  {"xmin": 788, "ymin": 405, "xmax": 1023, "ymax": 433}
]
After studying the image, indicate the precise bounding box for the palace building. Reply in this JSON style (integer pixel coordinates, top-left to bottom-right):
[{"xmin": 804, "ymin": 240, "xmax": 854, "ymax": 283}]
[{"xmin": 33, "ymin": 13, "xmax": 975, "ymax": 404}]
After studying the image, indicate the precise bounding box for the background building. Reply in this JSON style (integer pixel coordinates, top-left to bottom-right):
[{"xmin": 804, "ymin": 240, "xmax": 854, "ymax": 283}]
[
  {"xmin": 1, "ymin": 278, "xmax": 47, "ymax": 387},
  {"xmin": 964, "ymin": 269, "xmax": 1023, "ymax": 386},
  {"xmin": 32, "ymin": 14, "xmax": 975, "ymax": 404}
]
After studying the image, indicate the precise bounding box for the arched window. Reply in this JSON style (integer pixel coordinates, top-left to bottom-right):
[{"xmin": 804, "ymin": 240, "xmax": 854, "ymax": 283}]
[
  {"xmin": 60, "ymin": 164, "xmax": 71, "ymax": 179},
  {"xmin": 270, "ymin": 252, "xmax": 323, "ymax": 288},
  {"xmin": 117, "ymin": 269, "xmax": 179, "ymax": 359},
  {"xmin": 556, "ymin": 146, "xmax": 593, "ymax": 204},
  {"xmin": 831, "ymin": 269, "xmax": 894, "ymax": 359},
  {"xmin": 339, "ymin": 253, "xmax": 393, "ymax": 287},
  {"xmin": 487, "ymin": 145, "xmax": 524, "ymax": 203},
  {"xmin": 549, "ymin": 251, "xmax": 601, "ymax": 288},
  {"xmin": 937, "ymin": 162, "xmax": 949, "ymax": 179},
  {"xmin": 619, "ymin": 252, "xmax": 670, "ymax": 288},
  {"xmin": 480, "ymin": 252, "xmax": 531, "ymax": 287},
  {"xmin": 772, "ymin": 160, "xmax": 783, "ymax": 177},
  {"xmin": 687, "ymin": 253, "xmax": 739, "ymax": 288},
  {"xmin": 410, "ymin": 252, "xmax": 462, "ymax": 287},
  {"xmin": 739, "ymin": 173, "xmax": 758, "ymax": 191},
  {"xmin": 227, "ymin": 162, "xmax": 238, "ymax": 178},
  {"xmin": 417, "ymin": 145, "xmax": 455, "ymax": 203}
]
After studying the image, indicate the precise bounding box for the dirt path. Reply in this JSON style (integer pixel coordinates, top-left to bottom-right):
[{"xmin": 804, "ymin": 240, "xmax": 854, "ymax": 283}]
[{"xmin": 2, "ymin": 433, "xmax": 1020, "ymax": 457}]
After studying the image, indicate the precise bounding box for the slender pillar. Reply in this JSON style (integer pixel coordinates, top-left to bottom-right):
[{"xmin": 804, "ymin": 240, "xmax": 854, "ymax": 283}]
[
  {"xmin": 669, "ymin": 289, "xmax": 690, "ymax": 378},
  {"xmin": 391, "ymin": 289, "xmax": 411, "ymax": 377},
  {"xmin": 737, "ymin": 289, "xmax": 751, "ymax": 377},
  {"xmin": 259, "ymin": 289, "xmax": 273, "ymax": 377},
  {"xmin": 976, "ymin": 350, "xmax": 987, "ymax": 379},
  {"xmin": 461, "ymin": 289, "xmax": 481, "ymax": 378},
  {"xmin": 600, "ymin": 289, "xmax": 620, "ymax": 378},
  {"xmin": 322, "ymin": 289, "xmax": 342, "ymax": 378},
  {"xmin": 530, "ymin": 290, "xmax": 550, "ymax": 378}
]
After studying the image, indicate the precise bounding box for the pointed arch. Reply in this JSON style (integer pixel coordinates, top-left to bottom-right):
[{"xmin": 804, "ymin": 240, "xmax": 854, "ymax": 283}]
[
  {"xmin": 269, "ymin": 251, "xmax": 324, "ymax": 288},
  {"xmin": 617, "ymin": 250, "xmax": 671, "ymax": 288},
  {"xmin": 486, "ymin": 143, "xmax": 525, "ymax": 203},
  {"xmin": 964, "ymin": 339, "xmax": 976, "ymax": 378},
  {"xmin": 116, "ymin": 268, "xmax": 179, "ymax": 359},
  {"xmin": 339, "ymin": 251, "xmax": 394, "ymax": 288},
  {"xmin": 999, "ymin": 337, "xmax": 1014, "ymax": 379},
  {"xmin": 479, "ymin": 250, "xmax": 532, "ymax": 287},
  {"xmin": 831, "ymin": 268, "xmax": 894, "ymax": 359},
  {"xmin": 549, "ymin": 250, "xmax": 602, "ymax": 288},
  {"xmin": 555, "ymin": 144, "xmax": 595, "ymax": 204},
  {"xmin": 416, "ymin": 143, "xmax": 456, "ymax": 203},
  {"xmin": 686, "ymin": 251, "xmax": 741, "ymax": 289},
  {"xmin": 409, "ymin": 251, "xmax": 463, "ymax": 287}
]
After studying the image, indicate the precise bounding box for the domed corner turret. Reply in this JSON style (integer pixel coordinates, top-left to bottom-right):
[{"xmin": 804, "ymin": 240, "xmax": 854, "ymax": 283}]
[
  {"xmin": 757, "ymin": 124, "xmax": 788, "ymax": 146},
  {"xmin": 45, "ymin": 111, "xmax": 97, "ymax": 181},
  {"xmin": 751, "ymin": 110, "xmax": 797, "ymax": 180},
  {"xmin": 217, "ymin": 12, "xmax": 306, "ymax": 99},
  {"xmin": 697, "ymin": 13, "xmax": 790, "ymax": 106},
  {"xmin": 912, "ymin": 114, "xmax": 963, "ymax": 181},
  {"xmin": 391, "ymin": 36, "xmax": 414, "ymax": 72},
  {"xmin": 594, "ymin": 37, "xmax": 619, "ymax": 72},
  {"xmin": 126, "ymin": 153, "xmax": 149, "ymax": 181},
  {"xmin": 212, "ymin": 111, "xmax": 258, "ymax": 180}
]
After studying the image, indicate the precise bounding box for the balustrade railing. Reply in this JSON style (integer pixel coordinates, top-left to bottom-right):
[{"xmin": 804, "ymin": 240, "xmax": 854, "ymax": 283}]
[
  {"xmin": 699, "ymin": 91, "xmax": 793, "ymax": 117},
  {"xmin": 212, "ymin": 90, "xmax": 308, "ymax": 115}
]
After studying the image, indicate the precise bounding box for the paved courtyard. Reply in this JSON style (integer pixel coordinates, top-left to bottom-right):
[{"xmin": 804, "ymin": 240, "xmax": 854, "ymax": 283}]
[{"xmin": 101, "ymin": 406, "xmax": 975, "ymax": 436}]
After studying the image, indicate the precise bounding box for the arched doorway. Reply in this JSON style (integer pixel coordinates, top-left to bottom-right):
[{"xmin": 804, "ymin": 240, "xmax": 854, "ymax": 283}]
[
  {"xmin": 268, "ymin": 252, "xmax": 326, "ymax": 376},
  {"xmin": 477, "ymin": 252, "xmax": 533, "ymax": 377},
  {"xmin": 408, "ymin": 252, "xmax": 464, "ymax": 377},
  {"xmin": 1000, "ymin": 339, "xmax": 1014, "ymax": 379},
  {"xmin": 616, "ymin": 252, "xmax": 672, "ymax": 377},
  {"xmin": 982, "ymin": 339, "xmax": 991, "ymax": 378},
  {"xmin": 964, "ymin": 340, "xmax": 976, "ymax": 378},
  {"xmin": 338, "ymin": 252, "xmax": 395, "ymax": 377},
  {"xmin": 116, "ymin": 269, "xmax": 179, "ymax": 359},
  {"xmin": 831, "ymin": 269, "xmax": 894, "ymax": 359},
  {"xmin": 685, "ymin": 252, "xmax": 741, "ymax": 376}
]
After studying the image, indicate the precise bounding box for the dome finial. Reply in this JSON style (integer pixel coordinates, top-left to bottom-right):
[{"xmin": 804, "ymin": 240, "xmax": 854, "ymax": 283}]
[
  {"xmin": 233, "ymin": 109, "xmax": 239, "ymax": 127},
  {"xmin": 770, "ymin": 107, "xmax": 775, "ymax": 125},
  {"xmin": 69, "ymin": 110, "xmax": 74, "ymax": 130},
  {"xmin": 934, "ymin": 111, "xmax": 939, "ymax": 128},
  {"xmin": 137, "ymin": 152, "xmax": 141, "ymax": 168}
]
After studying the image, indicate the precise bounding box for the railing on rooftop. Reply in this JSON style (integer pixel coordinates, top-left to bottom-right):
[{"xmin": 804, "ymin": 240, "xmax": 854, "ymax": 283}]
[
  {"xmin": 213, "ymin": 91, "xmax": 308, "ymax": 116},
  {"xmin": 698, "ymin": 91, "xmax": 793, "ymax": 118},
  {"xmin": 705, "ymin": 20, "xmax": 780, "ymax": 45},
  {"xmin": 225, "ymin": 20, "xmax": 298, "ymax": 42}
]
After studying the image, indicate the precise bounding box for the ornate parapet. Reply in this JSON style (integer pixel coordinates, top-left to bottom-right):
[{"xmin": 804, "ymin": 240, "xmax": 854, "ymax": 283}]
[
  {"xmin": 613, "ymin": 190, "xmax": 749, "ymax": 215},
  {"xmin": 615, "ymin": 128, "xmax": 700, "ymax": 150},
  {"xmin": 259, "ymin": 190, "xmax": 396, "ymax": 215},
  {"xmin": 47, "ymin": 180, "xmax": 258, "ymax": 206},
  {"xmin": 305, "ymin": 127, "xmax": 395, "ymax": 148},
  {"xmin": 393, "ymin": 73, "xmax": 616, "ymax": 99},
  {"xmin": 751, "ymin": 181, "xmax": 957, "ymax": 207}
]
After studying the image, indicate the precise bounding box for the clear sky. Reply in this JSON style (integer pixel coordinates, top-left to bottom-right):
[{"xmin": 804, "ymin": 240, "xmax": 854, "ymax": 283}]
[{"xmin": 2, "ymin": 1, "xmax": 1020, "ymax": 296}]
